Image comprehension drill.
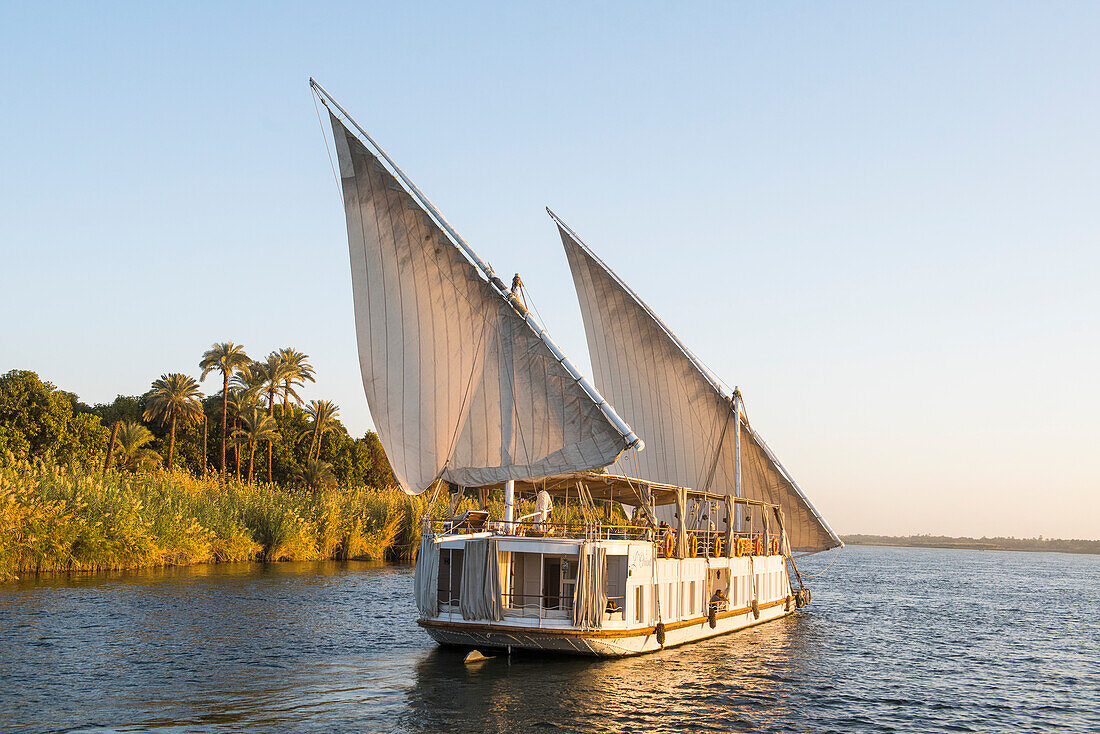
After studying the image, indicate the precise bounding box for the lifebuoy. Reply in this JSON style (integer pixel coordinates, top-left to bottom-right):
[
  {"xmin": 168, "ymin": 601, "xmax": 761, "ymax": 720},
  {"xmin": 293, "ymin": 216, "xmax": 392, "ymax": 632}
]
[
  {"xmin": 689, "ymin": 535, "xmax": 698, "ymax": 558},
  {"xmin": 754, "ymin": 535, "xmax": 764, "ymax": 556},
  {"xmin": 713, "ymin": 536, "xmax": 723, "ymax": 558},
  {"xmin": 662, "ymin": 530, "xmax": 675, "ymax": 558},
  {"xmin": 735, "ymin": 537, "xmax": 749, "ymax": 557},
  {"xmin": 770, "ymin": 537, "xmax": 780, "ymax": 555}
]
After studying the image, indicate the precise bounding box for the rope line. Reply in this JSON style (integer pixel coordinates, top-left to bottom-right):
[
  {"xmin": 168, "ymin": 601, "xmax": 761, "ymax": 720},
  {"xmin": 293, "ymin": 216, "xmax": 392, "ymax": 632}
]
[
  {"xmin": 312, "ymin": 89, "xmax": 342, "ymax": 197},
  {"xmin": 801, "ymin": 543, "xmax": 842, "ymax": 579}
]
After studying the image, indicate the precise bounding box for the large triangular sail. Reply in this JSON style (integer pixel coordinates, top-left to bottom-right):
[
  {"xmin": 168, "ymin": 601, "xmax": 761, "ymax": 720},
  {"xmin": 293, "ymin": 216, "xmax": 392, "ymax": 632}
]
[
  {"xmin": 553, "ymin": 210, "xmax": 840, "ymax": 553},
  {"xmin": 317, "ymin": 84, "xmax": 639, "ymax": 494}
]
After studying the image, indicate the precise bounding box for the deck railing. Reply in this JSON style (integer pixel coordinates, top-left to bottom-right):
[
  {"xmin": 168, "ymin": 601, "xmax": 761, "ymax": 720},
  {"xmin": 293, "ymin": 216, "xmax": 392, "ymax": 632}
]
[
  {"xmin": 432, "ymin": 517, "xmax": 784, "ymax": 559},
  {"xmin": 433, "ymin": 518, "xmax": 654, "ymax": 541}
]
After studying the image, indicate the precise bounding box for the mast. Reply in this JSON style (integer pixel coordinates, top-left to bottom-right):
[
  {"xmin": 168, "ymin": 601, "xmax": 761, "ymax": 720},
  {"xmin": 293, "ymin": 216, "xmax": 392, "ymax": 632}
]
[
  {"xmin": 504, "ymin": 480, "xmax": 515, "ymax": 534},
  {"xmin": 734, "ymin": 389, "xmax": 742, "ymax": 532},
  {"xmin": 312, "ymin": 79, "xmax": 642, "ymax": 457}
]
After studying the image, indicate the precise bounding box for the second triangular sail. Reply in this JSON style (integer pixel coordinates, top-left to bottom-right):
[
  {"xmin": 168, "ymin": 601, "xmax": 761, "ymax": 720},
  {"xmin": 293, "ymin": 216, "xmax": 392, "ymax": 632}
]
[{"xmin": 553, "ymin": 211, "xmax": 841, "ymax": 553}]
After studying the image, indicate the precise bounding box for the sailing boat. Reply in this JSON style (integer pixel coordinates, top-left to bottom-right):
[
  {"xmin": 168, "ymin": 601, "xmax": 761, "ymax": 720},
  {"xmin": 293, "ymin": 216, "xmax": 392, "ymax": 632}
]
[{"xmin": 313, "ymin": 80, "xmax": 840, "ymax": 657}]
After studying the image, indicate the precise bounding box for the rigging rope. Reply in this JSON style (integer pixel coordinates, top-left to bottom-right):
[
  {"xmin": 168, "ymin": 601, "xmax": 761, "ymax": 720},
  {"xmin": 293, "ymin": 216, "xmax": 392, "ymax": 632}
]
[
  {"xmin": 311, "ymin": 89, "xmax": 342, "ymax": 197},
  {"xmin": 800, "ymin": 543, "xmax": 842, "ymax": 579}
]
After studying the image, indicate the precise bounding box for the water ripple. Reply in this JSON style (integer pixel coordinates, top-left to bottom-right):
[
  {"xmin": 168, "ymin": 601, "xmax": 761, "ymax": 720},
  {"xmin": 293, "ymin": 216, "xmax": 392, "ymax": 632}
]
[{"xmin": 0, "ymin": 548, "xmax": 1097, "ymax": 732}]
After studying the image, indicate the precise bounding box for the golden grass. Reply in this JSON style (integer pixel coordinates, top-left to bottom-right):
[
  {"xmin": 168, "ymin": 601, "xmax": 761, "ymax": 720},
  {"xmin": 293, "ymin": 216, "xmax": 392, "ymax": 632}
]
[
  {"xmin": 0, "ymin": 455, "xmax": 635, "ymax": 582},
  {"xmin": 0, "ymin": 456, "xmax": 438, "ymax": 581}
]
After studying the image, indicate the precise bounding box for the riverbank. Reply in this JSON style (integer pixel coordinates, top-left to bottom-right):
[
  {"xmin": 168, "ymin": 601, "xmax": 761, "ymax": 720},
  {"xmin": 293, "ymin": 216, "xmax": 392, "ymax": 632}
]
[
  {"xmin": 0, "ymin": 459, "xmax": 449, "ymax": 581},
  {"xmin": 842, "ymin": 534, "xmax": 1100, "ymax": 555}
]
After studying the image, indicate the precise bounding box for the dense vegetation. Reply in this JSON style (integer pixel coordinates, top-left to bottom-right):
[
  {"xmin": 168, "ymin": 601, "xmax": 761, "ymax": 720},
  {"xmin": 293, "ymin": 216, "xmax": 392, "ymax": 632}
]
[
  {"xmin": 842, "ymin": 534, "xmax": 1100, "ymax": 555},
  {"xmin": 1, "ymin": 346, "xmax": 395, "ymax": 488},
  {"xmin": 0, "ymin": 460, "xmax": 438, "ymax": 580},
  {"xmin": 0, "ymin": 345, "xmax": 420, "ymax": 580}
]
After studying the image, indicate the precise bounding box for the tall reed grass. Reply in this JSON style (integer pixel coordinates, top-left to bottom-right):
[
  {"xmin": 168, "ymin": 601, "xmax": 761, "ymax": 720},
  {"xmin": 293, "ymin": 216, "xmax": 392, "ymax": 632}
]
[{"xmin": 0, "ymin": 456, "xmax": 444, "ymax": 581}]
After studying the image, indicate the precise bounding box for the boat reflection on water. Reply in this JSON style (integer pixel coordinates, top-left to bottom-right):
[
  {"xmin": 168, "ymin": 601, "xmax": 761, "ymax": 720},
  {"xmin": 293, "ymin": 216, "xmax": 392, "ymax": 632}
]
[{"xmin": 401, "ymin": 614, "xmax": 809, "ymax": 733}]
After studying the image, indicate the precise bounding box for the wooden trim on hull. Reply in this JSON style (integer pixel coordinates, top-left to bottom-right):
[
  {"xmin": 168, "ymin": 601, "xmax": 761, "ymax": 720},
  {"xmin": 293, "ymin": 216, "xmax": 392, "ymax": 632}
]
[{"xmin": 418, "ymin": 595, "xmax": 794, "ymax": 640}]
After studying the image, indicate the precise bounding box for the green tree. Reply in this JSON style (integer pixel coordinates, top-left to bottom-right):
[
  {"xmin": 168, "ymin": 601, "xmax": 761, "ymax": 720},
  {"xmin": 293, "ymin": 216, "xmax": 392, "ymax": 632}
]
[
  {"xmin": 199, "ymin": 341, "xmax": 251, "ymax": 477},
  {"xmin": 226, "ymin": 387, "xmax": 260, "ymax": 481},
  {"xmin": 231, "ymin": 408, "xmax": 279, "ymax": 484},
  {"xmin": 112, "ymin": 421, "xmax": 162, "ymax": 471},
  {"xmin": 297, "ymin": 458, "xmax": 336, "ymax": 492},
  {"xmin": 275, "ymin": 347, "xmax": 315, "ymax": 415},
  {"xmin": 142, "ymin": 373, "xmax": 204, "ymax": 469},
  {"xmin": 302, "ymin": 399, "xmax": 340, "ymax": 461},
  {"xmin": 0, "ymin": 369, "xmax": 108, "ymax": 468},
  {"xmin": 0, "ymin": 369, "xmax": 72, "ymax": 462},
  {"xmin": 256, "ymin": 353, "xmax": 291, "ymax": 484},
  {"xmin": 51, "ymin": 412, "xmax": 110, "ymax": 471},
  {"xmin": 94, "ymin": 394, "xmax": 145, "ymax": 426},
  {"xmin": 231, "ymin": 361, "xmax": 267, "ymax": 401},
  {"xmin": 359, "ymin": 430, "xmax": 395, "ymax": 488}
]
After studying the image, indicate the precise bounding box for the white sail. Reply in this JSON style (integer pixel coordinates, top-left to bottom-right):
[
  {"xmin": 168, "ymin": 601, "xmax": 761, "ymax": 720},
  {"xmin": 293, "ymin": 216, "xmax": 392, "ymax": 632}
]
[
  {"xmin": 327, "ymin": 111, "xmax": 638, "ymax": 494},
  {"xmin": 554, "ymin": 212, "xmax": 841, "ymax": 553}
]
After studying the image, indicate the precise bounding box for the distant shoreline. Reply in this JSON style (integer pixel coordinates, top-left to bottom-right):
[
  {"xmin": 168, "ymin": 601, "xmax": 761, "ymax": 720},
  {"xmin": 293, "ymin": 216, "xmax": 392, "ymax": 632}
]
[{"xmin": 841, "ymin": 534, "xmax": 1100, "ymax": 555}]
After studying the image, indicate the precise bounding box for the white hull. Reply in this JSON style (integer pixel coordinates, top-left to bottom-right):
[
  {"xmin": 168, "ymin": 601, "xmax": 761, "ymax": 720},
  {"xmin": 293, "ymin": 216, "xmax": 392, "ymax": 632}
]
[{"xmin": 421, "ymin": 595, "xmax": 794, "ymax": 657}]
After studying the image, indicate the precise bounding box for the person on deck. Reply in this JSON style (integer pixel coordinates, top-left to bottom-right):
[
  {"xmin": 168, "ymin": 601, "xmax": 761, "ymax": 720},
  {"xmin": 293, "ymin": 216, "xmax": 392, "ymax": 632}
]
[
  {"xmin": 709, "ymin": 588, "xmax": 729, "ymax": 610},
  {"xmin": 534, "ymin": 489, "xmax": 552, "ymax": 532}
]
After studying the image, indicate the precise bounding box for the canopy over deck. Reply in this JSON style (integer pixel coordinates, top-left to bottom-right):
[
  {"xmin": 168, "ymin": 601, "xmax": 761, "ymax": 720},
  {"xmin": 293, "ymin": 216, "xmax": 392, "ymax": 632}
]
[{"xmin": 475, "ymin": 471, "xmax": 779, "ymax": 510}]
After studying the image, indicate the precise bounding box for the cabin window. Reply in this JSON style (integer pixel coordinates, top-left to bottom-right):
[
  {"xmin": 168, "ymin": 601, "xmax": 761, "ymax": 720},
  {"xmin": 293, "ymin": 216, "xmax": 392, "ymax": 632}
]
[
  {"xmin": 688, "ymin": 581, "xmax": 695, "ymax": 615},
  {"xmin": 635, "ymin": 586, "xmax": 644, "ymax": 623},
  {"xmin": 437, "ymin": 548, "xmax": 464, "ymax": 607},
  {"xmin": 605, "ymin": 555, "xmax": 627, "ymax": 619},
  {"xmin": 503, "ymin": 552, "xmax": 578, "ymax": 618}
]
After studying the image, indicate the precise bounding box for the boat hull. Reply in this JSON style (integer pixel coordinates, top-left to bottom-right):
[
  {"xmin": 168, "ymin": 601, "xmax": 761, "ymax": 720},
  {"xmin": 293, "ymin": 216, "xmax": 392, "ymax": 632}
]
[{"xmin": 419, "ymin": 595, "xmax": 795, "ymax": 657}]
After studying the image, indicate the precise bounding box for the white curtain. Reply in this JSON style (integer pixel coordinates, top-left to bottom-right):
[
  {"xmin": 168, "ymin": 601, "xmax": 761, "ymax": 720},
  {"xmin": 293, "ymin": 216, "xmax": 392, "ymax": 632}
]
[
  {"xmin": 414, "ymin": 535, "xmax": 439, "ymax": 616},
  {"xmin": 572, "ymin": 543, "xmax": 607, "ymax": 628},
  {"xmin": 459, "ymin": 539, "xmax": 504, "ymax": 621}
]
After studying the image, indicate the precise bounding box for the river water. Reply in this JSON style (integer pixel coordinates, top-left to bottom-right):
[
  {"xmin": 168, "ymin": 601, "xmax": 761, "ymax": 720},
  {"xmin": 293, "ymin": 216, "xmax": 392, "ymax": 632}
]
[{"xmin": 1, "ymin": 546, "xmax": 1096, "ymax": 733}]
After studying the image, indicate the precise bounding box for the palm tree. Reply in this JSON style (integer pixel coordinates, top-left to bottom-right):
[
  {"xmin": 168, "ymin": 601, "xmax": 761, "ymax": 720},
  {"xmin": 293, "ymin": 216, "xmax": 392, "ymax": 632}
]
[
  {"xmin": 103, "ymin": 420, "xmax": 121, "ymax": 472},
  {"xmin": 230, "ymin": 408, "xmax": 279, "ymax": 484},
  {"xmin": 303, "ymin": 399, "xmax": 340, "ymax": 460},
  {"xmin": 199, "ymin": 342, "xmax": 251, "ymax": 477},
  {"xmin": 225, "ymin": 387, "xmax": 260, "ymax": 482},
  {"xmin": 297, "ymin": 458, "xmax": 336, "ymax": 492},
  {"xmin": 275, "ymin": 347, "xmax": 316, "ymax": 415},
  {"xmin": 231, "ymin": 361, "xmax": 268, "ymax": 400},
  {"xmin": 112, "ymin": 421, "xmax": 162, "ymax": 472},
  {"xmin": 256, "ymin": 353, "xmax": 292, "ymax": 483},
  {"xmin": 142, "ymin": 373, "xmax": 204, "ymax": 468}
]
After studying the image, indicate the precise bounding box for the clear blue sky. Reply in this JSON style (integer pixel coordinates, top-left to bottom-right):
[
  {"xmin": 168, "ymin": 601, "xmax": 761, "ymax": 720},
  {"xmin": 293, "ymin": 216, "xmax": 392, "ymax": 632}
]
[{"xmin": 2, "ymin": 2, "xmax": 1097, "ymax": 538}]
